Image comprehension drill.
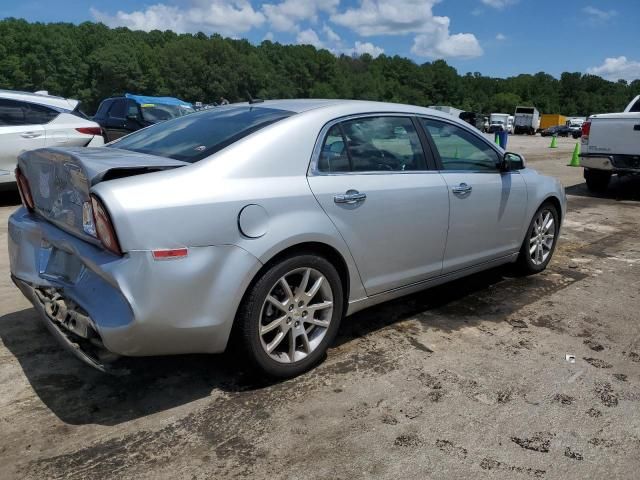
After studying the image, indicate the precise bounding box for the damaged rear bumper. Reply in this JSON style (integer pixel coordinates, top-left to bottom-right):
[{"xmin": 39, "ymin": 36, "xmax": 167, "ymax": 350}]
[{"xmin": 8, "ymin": 208, "xmax": 263, "ymax": 370}]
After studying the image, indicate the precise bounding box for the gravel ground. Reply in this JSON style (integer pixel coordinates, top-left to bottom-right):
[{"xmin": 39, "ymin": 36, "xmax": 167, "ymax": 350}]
[{"xmin": 0, "ymin": 134, "xmax": 639, "ymax": 479}]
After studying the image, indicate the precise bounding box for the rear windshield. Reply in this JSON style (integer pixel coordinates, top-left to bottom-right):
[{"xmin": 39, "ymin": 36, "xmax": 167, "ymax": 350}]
[
  {"xmin": 108, "ymin": 106, "xmax": 294, "ymax": 162},
  {"xmin": 516, "ymin": 107, "xmax": 535, "ymax": 114}
]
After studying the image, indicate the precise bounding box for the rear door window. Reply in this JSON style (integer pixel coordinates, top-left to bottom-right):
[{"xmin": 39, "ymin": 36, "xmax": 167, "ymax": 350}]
[
  {"xmin": 340, "ymin": 116, "xmax": 426, "ymax": 172},
  {"xmin": 108, "ymin": 100, "xmax": 126, "ymax": 119},
  {"xmin": 24, "ymin": 103, "xmax": 59, "ymax": 124},
  {"xmin": 0, "ymin": 98, "xmax": 27, "ymax": 126},
  {"xmin": 94, "ymin": 99, "xmax": 113, "ymax": 118}
]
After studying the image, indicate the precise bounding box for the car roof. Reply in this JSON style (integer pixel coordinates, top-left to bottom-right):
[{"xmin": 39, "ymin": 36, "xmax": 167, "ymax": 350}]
[
  {"xmin": 221, "ymin": 98, "xmax": 464, "ymax": 122},
  {"xmin": 0, "ymin": 89, "xmax": 79, "ymax": 110}
]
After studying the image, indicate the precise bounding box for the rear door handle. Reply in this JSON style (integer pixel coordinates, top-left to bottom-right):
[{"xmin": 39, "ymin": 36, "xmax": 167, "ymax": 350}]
[
  {"xmin": 451, "ymin": 183, "xmax": 472, "ymax": 195},
  {"xmin": 20, "ymin": 132, "xmax": 42, "ymax": 139},
  {"xmin": 334, "ymin": 190, "xmax": 367, "ymax": 204}
]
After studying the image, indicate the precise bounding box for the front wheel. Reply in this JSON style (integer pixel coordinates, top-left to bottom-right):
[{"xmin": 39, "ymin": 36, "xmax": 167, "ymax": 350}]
[
  {"xmin": 584, "ymin": 169, "xmax": 611, "ymax": 193},
  {"xmin": 236, "ymin": 254, "xmax": 343, "ymax": 378},
  {"xmin": 516, "ymin": 203, "xmax": 560, "ymax": 274}
]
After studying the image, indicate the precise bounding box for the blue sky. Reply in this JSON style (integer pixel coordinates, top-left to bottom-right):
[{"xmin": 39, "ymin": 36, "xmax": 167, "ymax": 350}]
[{"xmin": 3, "ymin": 0, "xmax": 639, "ymax": 81}]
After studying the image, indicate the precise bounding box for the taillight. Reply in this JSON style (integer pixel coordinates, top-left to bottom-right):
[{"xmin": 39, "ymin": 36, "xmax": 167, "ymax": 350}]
[
  {"xmin": 90, "ymin": 194, "xmax": 122, "ymax": 255},
  {"xmin": 15, "ymin": 167, "xmax": 35, "ymax": 211},
  {"xmin": 581, "ymin": 121, "xmax": 591, "ymax": 139},
  {"xmin": 76, "ymin": 127, "xmax": 103, "ymax": 136}
]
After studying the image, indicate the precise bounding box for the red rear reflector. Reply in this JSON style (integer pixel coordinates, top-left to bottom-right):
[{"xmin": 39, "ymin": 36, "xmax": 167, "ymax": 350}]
[
  {"xmin": 15, "ymin": 167, "xmax": 35, "ymax": 211},
  {"xmin": 152, "ymin": 248, "xmax": 189, "ymax": 260},
  {"xmin": 581, "ymin": 121, "xmax": 591, "ymax": 137},
  {"xmin": 76, "ymin": 127, "xmax": 102, "ymax": 135}
]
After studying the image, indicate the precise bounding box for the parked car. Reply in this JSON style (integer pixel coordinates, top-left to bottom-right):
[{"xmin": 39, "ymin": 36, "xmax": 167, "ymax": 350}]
[
  {"xmin": 9, "ymin": 100, "xmax": 565, "ymax": 378},
  {"xmin": 93, "ymin": 93, "xmax": 194, "ymax": 142},
  {"xmin": 540, "ymin": 125, "xmax": 571, "ymax": 137},
  {"xmin": 580, "ymin": 95, "xmax": 640, "ymax": 192},
  {"xmin": 459, "ymin": 111, "xmax": 484, "ymax": 131},
  {"xmin": 0, "ymin": 90, "xmax": 103, "ymax": 185}
]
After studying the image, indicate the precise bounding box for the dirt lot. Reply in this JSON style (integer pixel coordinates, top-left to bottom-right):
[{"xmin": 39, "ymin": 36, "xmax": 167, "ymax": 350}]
[{"xmin": 1, "ymin": 135, "xmax": 639, "ymax": 479}]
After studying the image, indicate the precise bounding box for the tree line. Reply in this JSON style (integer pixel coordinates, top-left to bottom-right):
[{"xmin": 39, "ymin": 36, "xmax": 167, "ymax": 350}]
[{"xmin": 1, "ymin": 18, "xmax": 638, "ymax": 116}]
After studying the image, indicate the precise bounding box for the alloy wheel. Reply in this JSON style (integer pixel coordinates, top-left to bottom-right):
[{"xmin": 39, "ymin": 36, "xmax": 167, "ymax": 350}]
[
  {"xmin": 529, "ymin": 209, "xmax": 556, "ymax": 265},
  {"xmin": 259, "ymin": 267, "xmax": 334, "ymax": 363}
]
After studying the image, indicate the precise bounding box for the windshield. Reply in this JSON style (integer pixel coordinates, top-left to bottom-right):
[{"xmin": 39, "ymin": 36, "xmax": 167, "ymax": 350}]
[
  {"xmin": 109, "ymin": 106, "xmax": 294, "ymax": 162},
  {"xmin": 140, "ymin": 103, "xmax": 194, "ymax": 122}
]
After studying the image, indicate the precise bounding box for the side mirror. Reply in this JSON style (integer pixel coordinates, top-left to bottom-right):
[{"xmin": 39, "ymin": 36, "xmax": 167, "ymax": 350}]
[{"xmin": 503, "ymin": 152, "xmax": 526, "ymax": 170}]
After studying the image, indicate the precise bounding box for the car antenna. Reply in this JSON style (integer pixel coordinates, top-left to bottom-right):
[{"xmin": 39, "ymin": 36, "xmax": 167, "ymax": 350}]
[{"xmin": 247, "ymin": 91, "xmax": 264, "ymax": 104}]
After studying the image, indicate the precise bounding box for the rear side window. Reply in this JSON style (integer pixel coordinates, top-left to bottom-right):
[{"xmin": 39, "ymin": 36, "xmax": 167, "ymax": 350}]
[
  {"xmin": 109, "ymin": 106, "xmax": 294, "ymax": 162},
  {"xmin": 421, "ymin": 118, "xmax": 499, "ymax": 171},
  {"xmin": 25, "ymin": 103, "xmax": 59, "ymax": 124},
  {"xmin": 630, "ymin": 99, "xmax": 640, "ymax": 113},
  {"xmin": 95, "ymin": 99, "xmax": 113, "ymax": 118},
  {"xmin": 318, "ymin": 116, "xmax": 426, "ymax": 173},
  {"xmin": 0, "ymin": 98, "xmax": 59, "ymax": 125},
  {"xmin": 108, "ymin": 100, "xmax": 126, "ymax": 119}
]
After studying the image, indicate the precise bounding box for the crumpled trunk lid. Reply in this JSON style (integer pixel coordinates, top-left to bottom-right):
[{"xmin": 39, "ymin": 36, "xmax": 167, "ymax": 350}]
[{"xmin": 18, "ymin": 146, "xmax": 187, "ymax": 241}]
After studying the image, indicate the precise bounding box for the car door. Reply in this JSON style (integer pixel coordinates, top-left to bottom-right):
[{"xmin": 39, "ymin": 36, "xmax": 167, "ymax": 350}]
[
  {"xmin": 307, "ymin": 115, "xmax": 450, "ymax": 296},
  {"xmin": 0, "ymin": 98, "xmax": 46, "ymax": 180},
  {"xmin": 419, "ymin": 117, "xmax": 527, "ymax": 273}
]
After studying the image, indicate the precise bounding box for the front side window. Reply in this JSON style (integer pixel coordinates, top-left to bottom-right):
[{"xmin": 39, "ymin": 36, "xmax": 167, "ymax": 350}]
[
  {"xmin": 421, "ymin": 118, "xmax": 500, "ymax": 171},
  {"xmin": 109, "ymin": 106, "xmax": 294, "ymax": 163},
  {"xmin": 341, "ymin": 116, "xmax": 426, "ymax": 172}
]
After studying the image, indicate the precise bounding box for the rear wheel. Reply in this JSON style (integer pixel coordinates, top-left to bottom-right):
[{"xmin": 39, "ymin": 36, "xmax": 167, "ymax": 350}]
[
  {"xmin": 236, "ymin": 254, "xmax": 343, "ymax": 378},
  {"xmin": 584, "ymin": 169, "xmax": 611, "ymax": 192},
  {"xmin": 517, "ymin": 203, "xmax": 559, "ymax": 274}
]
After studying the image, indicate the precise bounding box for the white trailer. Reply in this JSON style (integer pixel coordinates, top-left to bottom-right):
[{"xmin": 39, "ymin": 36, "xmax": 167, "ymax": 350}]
[{"xmin": 513, "ymin": 106, "xmax": 540, "ymax": 135}]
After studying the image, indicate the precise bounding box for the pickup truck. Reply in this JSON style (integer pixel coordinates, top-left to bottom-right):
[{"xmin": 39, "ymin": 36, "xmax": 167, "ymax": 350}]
[{"xmin": 580, "ymin": 95, "xmax": 640, "ymax": 192}]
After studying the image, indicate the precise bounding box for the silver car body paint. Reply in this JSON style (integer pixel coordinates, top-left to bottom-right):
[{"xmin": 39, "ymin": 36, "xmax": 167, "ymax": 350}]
[{"xmin": 8, "ymin": 100, "xmax": 566, "ymax": 365}]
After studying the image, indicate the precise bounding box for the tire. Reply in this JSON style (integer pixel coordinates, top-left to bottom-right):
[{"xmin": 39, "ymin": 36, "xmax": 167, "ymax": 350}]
[
  {"xmin": 236, "ymin": 253, "xmax": 344, "ymax": 378},
  {"xmin": 584, "ymin": 169, "xmax": 611, "ymax": 193},
  {"xmin": 516, "ymin": 203, "xmax": 560, "ymax": 275}
]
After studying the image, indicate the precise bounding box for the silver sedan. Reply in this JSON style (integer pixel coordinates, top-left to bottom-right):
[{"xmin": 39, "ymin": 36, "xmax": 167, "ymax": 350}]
[{"xmin": 9, "ymin": 100, "xmax": 565, "ymax": 377}]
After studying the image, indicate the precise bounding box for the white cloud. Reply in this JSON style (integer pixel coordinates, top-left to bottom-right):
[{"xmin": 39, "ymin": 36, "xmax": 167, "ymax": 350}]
[
  {"xmin": 582, "ymin": 6, "xmax": 617, "ymax": 21},
  {"xmin": 331, "ymin": 0, "xmax": 482, "ymax": 59},
  {"xmin": 91, "ymin": 1, "xmax": 264, "ymax": 35},
  {"xmin": 323, "ymin": 24, "xmax": 341, "ymax": 44},
  {"xmin": 496, "ymin": 33, "xmax": 506, "ymax": 41},
  {"xmin": 481, "ymin": 0, "xmax": 518, "ymax": 9},
  {"xmin": 262, "ymin": 0, "xmax": 339, "ymax": 32},
  {"xmin": 344, "ymin": 41, "xmax": 385, "ymax": 58},
  {"xmin": 296, "ymin": 28, "xmax": 325, "ymax": 48},
  {"xmin": 587, "ymin": 56, "xmax": 640, "ymax": 82},
  {"xmin": 263, "ymin": 31, "xmax": 275, "ymax": 41}
]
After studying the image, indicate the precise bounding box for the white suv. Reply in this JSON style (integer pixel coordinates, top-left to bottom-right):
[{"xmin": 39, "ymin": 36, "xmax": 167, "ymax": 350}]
[{"xmin": 0, "ymin": 90, "xmax": 104, "ymax": 185}]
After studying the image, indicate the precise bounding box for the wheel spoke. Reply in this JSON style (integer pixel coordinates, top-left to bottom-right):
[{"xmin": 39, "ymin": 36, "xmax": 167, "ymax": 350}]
[
  {"xmin": 305, "ymin": 276, "xmax": 324, "ymax": 302},
  {"xmin": 288, "ymin": 329, "xmax": 296, "ymax": 361},
  {"xmin": 267, "ymin": 295, "xmax": 288, "ymax": 313},
  {"xmin": 297, "ymin": 268, "xmax": 310, "ymax": 297},
  {"xmin": 305, "ymin": 317, "xmax": 330, "ymax": 328},
  {"xmin": 543, "ymin": 216, "xmax": 554, "ymax": 233},
  {"xmin": 300, "ymin": 331, "xmax": 311, "ymax": 353},
  {"xmin": 266, "ymin": 330, "xmax": 286, "ymax": 353},
  {"xmin": 529, "ymin": 244, "xmax": 537, "ymax": 256},
  {"xmin": 279, "ymin": 277, "xmax": 294, "ymax": 302},
  {"xmin": 261, "ymin": 315, "xmax": 286, "ymax": 335},
  {"xmin": 306, "ymin": 300, "xmax": 333, "ymax": 314}
]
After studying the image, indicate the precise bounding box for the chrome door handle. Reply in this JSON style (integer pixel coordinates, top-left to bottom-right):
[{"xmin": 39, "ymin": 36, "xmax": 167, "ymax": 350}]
[
  {"xmin": 20, "ymin": 132, "xmax": 42, "ymax": 139},
  {"xmin": 452, "ymin": 183, "xmax": 472, "ymax": 194},
  {"xmin": 334, "ymin": 190, "xmax": 367, "ymax": 204}
]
